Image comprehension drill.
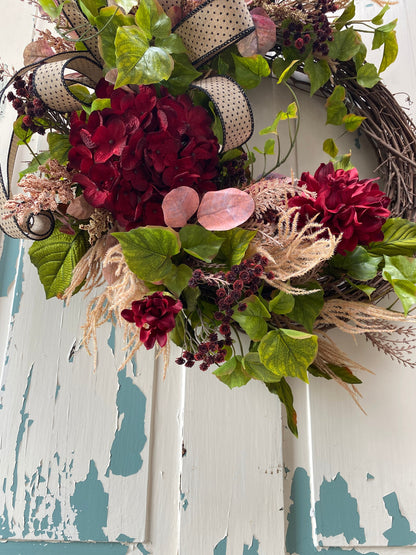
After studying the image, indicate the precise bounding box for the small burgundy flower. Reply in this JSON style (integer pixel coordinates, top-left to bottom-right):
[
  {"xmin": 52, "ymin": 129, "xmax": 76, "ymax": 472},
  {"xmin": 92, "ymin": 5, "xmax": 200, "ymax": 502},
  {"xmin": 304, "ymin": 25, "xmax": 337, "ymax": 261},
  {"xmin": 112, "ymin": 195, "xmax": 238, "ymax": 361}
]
[
  {"xmin": 288, "ymin": 162, "xmax": 391, "ymax": 254},
  {"xmin": 121, "ymin": 292, "xmax": 183, "ymax": 350}
]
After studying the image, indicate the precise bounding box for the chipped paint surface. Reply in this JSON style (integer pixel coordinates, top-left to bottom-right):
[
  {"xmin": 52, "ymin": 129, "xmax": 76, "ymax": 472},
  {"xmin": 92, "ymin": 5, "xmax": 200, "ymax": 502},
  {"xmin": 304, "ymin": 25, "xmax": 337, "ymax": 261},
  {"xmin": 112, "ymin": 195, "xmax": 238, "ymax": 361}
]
[
  {"xmin": 0, "ymin": 236, "xmax": 20, "ymax": 297},
  {"xmin": 383, "ymin": 492, "xmax": 416, "ymax": 546}
]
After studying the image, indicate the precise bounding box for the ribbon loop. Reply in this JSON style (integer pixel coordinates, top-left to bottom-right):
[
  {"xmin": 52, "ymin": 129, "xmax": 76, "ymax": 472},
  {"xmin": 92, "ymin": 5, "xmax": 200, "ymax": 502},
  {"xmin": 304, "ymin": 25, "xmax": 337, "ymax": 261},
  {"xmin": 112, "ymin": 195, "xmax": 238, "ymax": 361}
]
[
  {"xmin": 173, "ymin": 0, "xmax": 255, "ymax": 67},
  {"xmin": 59, "ymin": 0, "xmax": 103, "ymax": 64},
  {"xmin": 192, "ymin": 76, "xmax": 254, "ymax": 152},
  {"xmin": 32, "ymin": 54, "xmax": 103, "ymax": 113}
]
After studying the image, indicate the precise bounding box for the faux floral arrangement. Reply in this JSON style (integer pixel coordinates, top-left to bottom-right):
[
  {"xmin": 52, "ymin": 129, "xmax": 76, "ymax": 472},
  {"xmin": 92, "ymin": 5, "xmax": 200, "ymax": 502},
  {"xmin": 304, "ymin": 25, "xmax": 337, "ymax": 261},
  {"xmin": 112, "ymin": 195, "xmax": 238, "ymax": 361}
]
[{"xmin": 1, "ymin": 0, "xmax": 415, "ymax": 435}]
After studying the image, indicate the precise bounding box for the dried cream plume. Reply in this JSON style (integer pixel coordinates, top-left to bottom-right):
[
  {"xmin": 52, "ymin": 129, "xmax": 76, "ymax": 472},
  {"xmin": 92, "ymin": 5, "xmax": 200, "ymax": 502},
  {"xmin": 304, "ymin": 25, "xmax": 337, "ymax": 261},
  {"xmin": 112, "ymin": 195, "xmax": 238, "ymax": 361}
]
[
  {"xmin": 63, "ymin": 239, "xmax": 150, "ymax": 370},
  {"xmin": 317, "ymin": 299, "xmax": 416, "ymax": 334}
]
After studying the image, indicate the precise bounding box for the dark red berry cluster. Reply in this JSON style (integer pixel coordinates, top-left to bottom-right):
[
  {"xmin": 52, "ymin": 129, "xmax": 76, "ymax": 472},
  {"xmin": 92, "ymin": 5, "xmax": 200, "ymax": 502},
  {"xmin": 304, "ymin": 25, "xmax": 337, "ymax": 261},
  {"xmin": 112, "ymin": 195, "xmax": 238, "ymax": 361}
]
[
  {"xmin": 7, "ymin": 74, "xmax": 47, "ymax": 135},
  {"xmin": 179, "ymin": 254, "xmax": 274, "ymax": 372},
  {"xmin": 283, "ymin": 0, "xmax": 338, "ymax": 56}
]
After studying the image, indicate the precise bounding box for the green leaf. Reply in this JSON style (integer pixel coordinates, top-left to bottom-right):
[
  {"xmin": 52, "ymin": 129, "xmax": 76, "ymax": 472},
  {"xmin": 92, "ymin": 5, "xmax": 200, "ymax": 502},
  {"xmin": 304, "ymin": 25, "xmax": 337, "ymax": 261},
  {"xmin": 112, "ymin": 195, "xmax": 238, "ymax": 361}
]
[
  {"xmin": 68, "ymin": 84, "xmax": 95, "ymax": 106},
  {"xmin": 13, "ymin": 116, "xmax": 34, "ymax": 143},
  {"xmin": 276, "ymin": 58, "xmax": 300, "ymax": 84},
  {"xmin": 115, "ymin": 25, "xmax": 174, "ymax": 86},
  {"xmin": 328, "ymin": 363, "xmax": 362, "ymax": 384},
  {"xmin": 28, "ymin": 226, "xmax": 89, "ymax": 299},
  {"xmin": 345, "ymin": 278, "xmax": 376, "ymax": 299},
  {"xmin": 96, "ymin": 7, "xmax": 135, "ymax": 68},
  {"xmin": 286, "ymin": 282, "xmax": 324, "ymax": 333},
  {"xmin": 115, "ymin": 0, "xmax": 138, "ymax": 13},
  {"xmin": 78, "ymin": 0, "xmax": 106, "ymax": 18},
  {"xmin": 325, "ymin": 85, "xmax": 347, "ymax": 126},
  {"xmin": 354, "ymin": 42, "xmax": 367, "ymax": 71},
  {"xmin": 163, "ymin": 52, "xmax": 202, "ymax": 95},
  {"xmin": 215, "ymin": 228, "xmax": 257, "ymax": 267},
  {"xmin": 243, "ymin": 352, "xmax": 282, "ymax": 383},
  {"xmin": 382, "ymin": 255, "xmax": 416, "ymax": 315},
  {"xmin": 135, "ymin": 0, "xmax": 171, "ymax": 39},
  {"xmin": 90, "ymin": 98, "xmax": 112, "ymax": 113},
  {"xmin": 264, "ymin": 138, "xmax": 275, "ymax": 155},
  {"xmin": 266, "ymin": 379, "xmax": 298, "ymax": 436},
  {"xmin": 379, "ymin": 31, "xmax": 398, "ymax": 73},
  {"xmin": 213, "ymin": 355, "xmax": 251, "ymax": 389},
  {"xmin": 162, "ymin": 264, "xmax": 192, "ymax": 296},
  {"xmin": 334, "ymin": 1, "xmax": 355, "ymax": 30},
  {"xmin": 323, "ymin": 138, "xmax": 339, "ymax": 158},
  {"xmin": 47, "ymin": 133, "xmax": 71, "ymax": 165},
  {"xmin": 332, "ymin": 151, "xmax": 353, "ymax": 170},
  {"xmin": 113, "ymin": 226, "xmax": 180, "ymax": 281},
  {"xmin": 356, "ymin": 62, "xmax": 380, "ymax": 88},
  {"xmin": 372, "ymin": 4, "xmax": 389, "ymax": 25},
  {"xmin": 259, "ymin": 102, "xmax": 297, "ymax": 135},
  {"xmin": 269, "ymin": 290, "xmax": 295, "ymax": 315},
  {"xmin": 179, "ymin": 225, "xmax": 223, "ymax": 262},
  {"xmin": 272, "ymin": 57, "xmax": 299, "ymax": 83},
  {"xmin": 329, "ymin": 28, "xmax": 362, "ymax": 61},
  {"xmin": 232, "ymin": 54, "xmax": 271, "ymax": 89},
  {"xmin": 258, "ymin": 329, "xmax": 318, "ymax": 383},
  {"xmin": 368, "ymin": 218, "xmax": 416, "ymax": 257},
  {"xmin": 182, "ymin": 285, "xmax": 200, "ymax": 313},
  {"xmin": 331, "ymin": 246, "xmax": 382, "ymax": 280},
  {"xmin": 170, "ymin": 311, "xmax": 185, "ymax": 346},
  {"xmin": 342, "ymin": 113, "xmax": 366, "ymax": 131},
  {"xmin": 155, "ymin": 33, "xmax": 186, "ymax": 54},
  {"xmin": 231, "ymin": 295, "xmax": 271, "ymax": 341},
  {"xmin": 303, "ymin": 56, "xmax": 331, "ymax": 95},
  {"xmin": 38, "ymin": 0, "xmax": 63, "ymax": 19},
  {"xmin": 19, "ymin": 151, "xmax": 51, "ymax": 180}
]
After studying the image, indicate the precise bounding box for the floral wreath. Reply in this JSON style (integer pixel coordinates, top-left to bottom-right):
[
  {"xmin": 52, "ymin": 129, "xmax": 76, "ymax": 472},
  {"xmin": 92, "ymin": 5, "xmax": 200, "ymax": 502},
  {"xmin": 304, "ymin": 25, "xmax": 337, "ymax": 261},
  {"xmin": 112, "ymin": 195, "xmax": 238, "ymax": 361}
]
[{"xmin": 1, "ymin": 0, "xmax": 414, "ymax": 436}]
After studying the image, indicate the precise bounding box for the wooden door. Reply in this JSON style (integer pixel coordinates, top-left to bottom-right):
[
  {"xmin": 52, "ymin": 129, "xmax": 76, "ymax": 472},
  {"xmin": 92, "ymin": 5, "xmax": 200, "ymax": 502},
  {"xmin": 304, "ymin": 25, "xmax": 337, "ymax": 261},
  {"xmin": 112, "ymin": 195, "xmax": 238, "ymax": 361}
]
[{"xmin": 0, "ymin": 1, "xmax": 415, "ymax": 554}]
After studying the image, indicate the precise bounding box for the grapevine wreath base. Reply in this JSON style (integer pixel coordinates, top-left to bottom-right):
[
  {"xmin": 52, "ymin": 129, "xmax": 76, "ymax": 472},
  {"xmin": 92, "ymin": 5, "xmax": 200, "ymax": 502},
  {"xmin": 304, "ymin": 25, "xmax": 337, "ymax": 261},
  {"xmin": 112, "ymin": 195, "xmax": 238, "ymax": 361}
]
[{"xmin": 1, "ymin": 0, "xmax": 416, "ymax": 435}]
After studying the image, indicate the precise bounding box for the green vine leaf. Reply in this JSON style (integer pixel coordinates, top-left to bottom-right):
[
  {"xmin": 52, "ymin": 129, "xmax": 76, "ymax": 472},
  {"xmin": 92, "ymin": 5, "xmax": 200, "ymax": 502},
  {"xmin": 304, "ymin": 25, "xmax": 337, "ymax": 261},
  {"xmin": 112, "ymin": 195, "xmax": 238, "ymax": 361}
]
[
  {"xmin": 96, "ymin": 7, "xmax": 135, "ymax": 68},
  {"xmin": 328, "ymin": 27, "xmax": 362, "ymax": 61},
  {"xmin": 356, "ymin": 62, "xmax": 380, "ymax": 88},
  {"xmin": 266, "ymin": 379, "xmax": 298, "ymax": 437},
  {"xmin": 286, "ymin": 282, "xmax": 324, "ymax": 333},
  {"xmin": 331, "ymin": 246, "xmax": 382, "ymax": 281},
  {"xmin": 269, "ymin": 290, "xmax": 295, "ymax": 315},
  {"xmin": 179, "ymin": 225, "xmax": 224, "ymax": 262},
  {"xmin": 213, "ymin": 355, "xmax": 251, "ymax": 389},
  {"xmin": 162, "ymin": 264, "xmax": 193, "ymax": 297},
  {"xmin": 334, "ymin": 1, "xmax": 355, "ymax": 30},
  {"xmin": 231, "ymin": 53, "xmax": 270, "ymax": 89},
  {"xmin": 303, "ymin": 56, "xmax": 331, "ymax": 95},
  {"xmin": 382, "ymin": 255, "xmax": 416, "ymax": 315},
  {"xmin": 368, "ymin": 218, "xmax": 416, "ymax": 257},
  {"xmin": 215, "ymin": 228, "xmax": 257, "ymax": 267},
  {"xmin": 47, "ymin": 133, "xmax": 71, "ymax": 165},
  {"xmin": 231, "ymin": 295, "xmax": 271, "ymax": 341},
  {"xmin": 258, "ymin": 329, "xmax": 318, "ymax": 383},
  {"xmin": 113, "ymin": 226, "xmax": 180, "ymax": 282},
  {"xmin": 325, "ymin": 85, "xmax": 347, "ymax": 126},
  {"xmin": 242, "ymin": 352, "xmax": 282, "ymax": 383},
  {"xmin": 342, "ymin": 113, "xmax": 366, "ymax": 131},
  {"xmin": 29, "ymin": 226, "xmax": 89, "ymax": 299}
]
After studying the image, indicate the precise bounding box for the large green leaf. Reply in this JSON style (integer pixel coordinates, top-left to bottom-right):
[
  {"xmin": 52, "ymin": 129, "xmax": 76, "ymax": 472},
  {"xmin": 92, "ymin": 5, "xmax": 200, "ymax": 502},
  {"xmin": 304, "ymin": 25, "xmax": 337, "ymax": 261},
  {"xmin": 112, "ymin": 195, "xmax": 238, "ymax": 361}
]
[
  {"xmin": 216, "ymin": 228, "xmax": 257, "ymax": 267},
  {"xmin": 135, "ymin": 0, "xmax": 171, "ymax": 39},
  {"xmin": 163, "ymin": 53, "xmax": 201, "ymax": 95},
  {"xmin": 258, "ymin": 329, "xmax": 318, "ymax": 383},
  {"xmin": 331, "ymin": 246, "xmax": 382, "ymax": 280},
  {"xmin": 266, "ymin": 379, "xmax": 298, "ymax": 437},
  {"xmin": 29, "ymin": 226, "xmax": 89, "ymax": 299},
  {"xmin": 269, "ymin": 290, "xmax": 295, "ymax": 315},
  {"xmin": 334, "ymin": 1, "xmax": 355, "ymax": 30},
  {"xmin": 242, "ymin": 352, "xmax": 282, "ymax": 383},
  {"xmin": 382, "ymin": 255, "xmax": 416, "ymax": 315},
  {"xmin": 179, "ymin": 225, "xmax": 223, "ymax": 262},
  {"xmin": 231, "ymin": 295, "xmax": 271, "ymax": 341},
  {"xmin": 368, "ymin": 218, "xmax": 416, "ymax": 257},
  {"xmin": 325, "ymin": 85, "xmax": 347, "ymax": 126},
  {"xmin": 356, "ymin": 63, "xmax": 380, "ymax": 88},
  {"xmin": 113, "ymin": 226, "xmax": 180, "ymax": 282},
  {"xmin": 213, "ymin": 355, "xmax": 251, "ymax": 389},
  {"xmin": 115, "ymin": 25, "xmax": 174, "ymax": 87},
  {"xmin": 286, "ymin": 282, "xmax": 324, "ymax": 333},
  {"xmin": 303, "ymin": 56, "xmax": 331, "ymax": 95}
]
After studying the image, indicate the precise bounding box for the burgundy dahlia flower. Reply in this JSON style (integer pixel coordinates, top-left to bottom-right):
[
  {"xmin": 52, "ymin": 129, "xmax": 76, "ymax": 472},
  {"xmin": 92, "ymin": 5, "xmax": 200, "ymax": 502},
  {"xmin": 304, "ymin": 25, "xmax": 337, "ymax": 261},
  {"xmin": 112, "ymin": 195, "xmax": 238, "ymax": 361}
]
[
  {"xmin": 287, "ymin": 163, "xmax": 391, "ymax": 254},
  {"xmin": 121, "ymin": 292, "xmax": 183, "ymax": 350}
]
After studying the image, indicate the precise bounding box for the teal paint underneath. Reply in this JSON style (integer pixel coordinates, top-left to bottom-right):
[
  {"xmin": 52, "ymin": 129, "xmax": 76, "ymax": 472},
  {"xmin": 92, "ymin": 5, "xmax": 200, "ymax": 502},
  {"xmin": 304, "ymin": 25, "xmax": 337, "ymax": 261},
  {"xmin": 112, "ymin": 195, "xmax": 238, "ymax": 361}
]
[
  {"xmin": 11, "ymin": 245, "xmax": 24, "ymax": 317},
  {"xmin": 243, "ymin": 536, "xmax": 259, "ymax": 554},
  {"xmin": 0, "ymin": 542, "xmax": 129, "ymax": 554},
  {"xmin": 286, "ymin": 467, "xmax": 378, "ymax": 555},
  {"xmin": 136, "ymin": 544, "xmax": 151, "ymax": 555},
  {"xmin": 106, "ymin": 368, "xmax": 147, "ymax": 477},
  {"xmin": 383, "ymin": 492, "xmax": 416, "ymax": 546},
  {"xmin": 214, "ymin": 536, "xmax": 228, "ymax": 554},
  {"xmin": 366, "ymin": 473, "xmax": 375, "ymax": 480},
  {"xmin": 116, "ymin": 534, "xmax": 134, "ymax": 543},
  {"xmin": 315, "ymin": 473, "xmax": 365, "ymax": 544},
  {"xmin": 70, "ymin": 460, "xmax": 108, "ymax": 541},
  {"xmin": 107, "ymin": 325, "xmax": 116, "ymax": 355},
  {"xmin": 0, "ymin": 237, "xmax": 20, "ymax": 297},
  {"xmin": 11, "ymin": 365, "xmax": 34, "ymax": 510}
]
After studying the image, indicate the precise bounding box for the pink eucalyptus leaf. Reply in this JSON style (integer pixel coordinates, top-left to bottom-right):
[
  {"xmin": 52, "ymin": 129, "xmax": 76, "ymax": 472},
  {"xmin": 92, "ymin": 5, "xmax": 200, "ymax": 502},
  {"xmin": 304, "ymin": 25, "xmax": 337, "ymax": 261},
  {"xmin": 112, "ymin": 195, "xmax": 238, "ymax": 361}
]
[
  {"xmin": 66, "ymin": 194, "xmax": 95, "ymax": 220},
  {"xmin": 238, "ymin": 12, "xmax": 276, "ymax": 57},
  {"xmin": 23, "ymin": 40, "xmax": 55, "ymax": 65},
  {"xmin": 162, "ymin": 186, "xmax": 200, "ymax": 228},
  {"xmin": 197, "ymin": 189, "xmax": 255, "ymax": 231},
  {"xmin": 167, "ymin": 5, "xmax": 183, "ymax": 27}
]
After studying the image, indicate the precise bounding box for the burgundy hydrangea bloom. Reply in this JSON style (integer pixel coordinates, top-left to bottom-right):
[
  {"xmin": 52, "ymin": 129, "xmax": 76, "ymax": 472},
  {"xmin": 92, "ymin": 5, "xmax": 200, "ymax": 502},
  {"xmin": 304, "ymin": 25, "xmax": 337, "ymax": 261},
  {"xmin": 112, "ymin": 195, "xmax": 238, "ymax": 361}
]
[
  {"xmin": 68, "ymin": 80, "xmax": 219, "ymax": 230},
  {"xmin": 121, "ymin": 292, "xmax": 183, "ymax": 350},
  {"xmin": 287, "ymin": 163, "xmax": 391, "ymax": 254}
]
